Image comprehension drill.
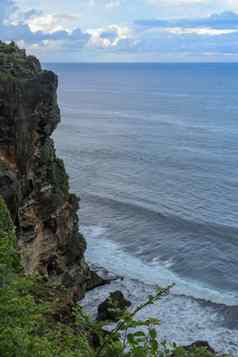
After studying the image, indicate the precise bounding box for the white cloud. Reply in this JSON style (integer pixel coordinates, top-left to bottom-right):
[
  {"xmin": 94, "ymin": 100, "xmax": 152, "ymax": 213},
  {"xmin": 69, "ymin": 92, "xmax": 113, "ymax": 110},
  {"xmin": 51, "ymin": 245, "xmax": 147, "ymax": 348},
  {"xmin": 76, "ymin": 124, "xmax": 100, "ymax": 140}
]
[
  {"xmin": 147, "ymin": 0, "xmax": 207, "ymax": 6},
  {"xmin": 87, "ymin": 29, "xmax": 111, "ymax": 48},
  {"xmin": 24, "ymin": 13, "xmax": 80, "ymax": 33},
  {"xmin": 1, "ymin": 1, "xmax": 238, "ymax": 61},
  {"xmin": 165, "ymin": 27, "xmax": 238, "ymax": 35},
  {"xmin": 87, "ymin": 25, "xmax": 131, "ymax": 48}
]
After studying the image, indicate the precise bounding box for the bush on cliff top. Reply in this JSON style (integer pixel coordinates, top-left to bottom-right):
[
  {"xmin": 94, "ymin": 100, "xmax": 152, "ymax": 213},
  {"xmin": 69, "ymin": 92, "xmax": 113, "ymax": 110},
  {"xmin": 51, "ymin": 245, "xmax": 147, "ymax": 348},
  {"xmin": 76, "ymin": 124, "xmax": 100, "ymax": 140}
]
[
  {"xmin": 0, "ymin": 41, "xmax": 41, "ymax": 78},
  {"xmin": 0, "ymin": 196, "xmax": 216, "ymax": 357}
]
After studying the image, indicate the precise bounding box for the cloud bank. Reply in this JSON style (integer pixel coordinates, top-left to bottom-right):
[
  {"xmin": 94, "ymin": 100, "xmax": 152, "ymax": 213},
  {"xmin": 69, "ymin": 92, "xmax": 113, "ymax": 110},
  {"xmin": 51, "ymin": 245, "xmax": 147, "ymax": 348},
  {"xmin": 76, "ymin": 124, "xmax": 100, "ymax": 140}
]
[{"xmin": 1, "ymin": 0, "xmax": 238, "ymax": 61}]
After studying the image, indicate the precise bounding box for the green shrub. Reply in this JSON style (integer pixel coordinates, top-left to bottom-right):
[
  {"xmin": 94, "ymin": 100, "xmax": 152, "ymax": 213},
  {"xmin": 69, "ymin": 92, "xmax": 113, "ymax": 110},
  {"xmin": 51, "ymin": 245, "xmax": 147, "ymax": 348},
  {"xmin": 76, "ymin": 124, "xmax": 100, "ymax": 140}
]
[
  {"xmin": 0, "ymin": 196, "xmax": 93, "ymax": 356},
  {"xmin": 0, "ymin": 196, "xmax": 21, "ymax": 276},
  {"xmin": 0, "ymin": 72, "xmax": 16, "ymax": 81}
]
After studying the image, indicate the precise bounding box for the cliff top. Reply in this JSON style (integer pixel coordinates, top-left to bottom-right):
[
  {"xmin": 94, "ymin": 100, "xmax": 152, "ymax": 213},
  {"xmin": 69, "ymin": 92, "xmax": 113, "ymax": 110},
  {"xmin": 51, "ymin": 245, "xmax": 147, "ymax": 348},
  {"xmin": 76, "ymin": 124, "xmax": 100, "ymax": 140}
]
[{"xmin": 0, "ymin": 41, "xmax": 41, "ymax": 79}]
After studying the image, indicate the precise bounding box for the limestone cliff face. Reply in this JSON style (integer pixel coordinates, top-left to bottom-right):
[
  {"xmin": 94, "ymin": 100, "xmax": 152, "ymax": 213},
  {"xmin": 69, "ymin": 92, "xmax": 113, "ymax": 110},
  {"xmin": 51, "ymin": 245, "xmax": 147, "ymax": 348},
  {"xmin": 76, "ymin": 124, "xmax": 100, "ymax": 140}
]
[{"xmin": 0, "ymin": 42, "xmax": 101, "ymax": 298}]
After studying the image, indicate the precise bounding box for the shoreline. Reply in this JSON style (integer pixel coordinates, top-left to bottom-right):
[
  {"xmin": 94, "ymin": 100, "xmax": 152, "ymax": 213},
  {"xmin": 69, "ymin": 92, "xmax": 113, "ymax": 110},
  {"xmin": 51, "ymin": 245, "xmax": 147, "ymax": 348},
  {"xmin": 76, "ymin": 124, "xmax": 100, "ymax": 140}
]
[
  {"xmin": 82, "ymin": 224, "xmax": 238, "ymax": 307},
  {"xmin": 82, "ymin": 256, "xmax": 238, "ymax": 356}
]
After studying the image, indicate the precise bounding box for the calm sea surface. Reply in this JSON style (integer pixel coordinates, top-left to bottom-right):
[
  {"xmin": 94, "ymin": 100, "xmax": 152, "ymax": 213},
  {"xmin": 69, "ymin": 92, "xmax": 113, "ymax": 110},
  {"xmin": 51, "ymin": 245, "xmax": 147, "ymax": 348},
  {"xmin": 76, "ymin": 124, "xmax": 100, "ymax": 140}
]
[{"xmin": 46, "ymin": 63, "xmax": 238, "ymax": 354}]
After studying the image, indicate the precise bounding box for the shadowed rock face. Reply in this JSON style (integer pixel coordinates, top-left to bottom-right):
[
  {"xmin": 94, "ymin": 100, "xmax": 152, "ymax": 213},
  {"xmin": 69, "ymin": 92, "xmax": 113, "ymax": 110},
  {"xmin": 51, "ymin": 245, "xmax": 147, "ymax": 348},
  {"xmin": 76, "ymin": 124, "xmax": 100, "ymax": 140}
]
[{"xmin": 0, "ymin": 42, "xmax": 102, "ymax": 299}]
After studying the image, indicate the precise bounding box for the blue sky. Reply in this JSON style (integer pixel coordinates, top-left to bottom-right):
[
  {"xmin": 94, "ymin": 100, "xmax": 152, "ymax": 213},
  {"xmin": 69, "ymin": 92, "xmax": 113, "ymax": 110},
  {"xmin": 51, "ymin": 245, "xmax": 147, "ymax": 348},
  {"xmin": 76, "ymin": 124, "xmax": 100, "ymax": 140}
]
[{"xmin": 1, "ymin": 0, "xmax": 238, "ymax": 62}]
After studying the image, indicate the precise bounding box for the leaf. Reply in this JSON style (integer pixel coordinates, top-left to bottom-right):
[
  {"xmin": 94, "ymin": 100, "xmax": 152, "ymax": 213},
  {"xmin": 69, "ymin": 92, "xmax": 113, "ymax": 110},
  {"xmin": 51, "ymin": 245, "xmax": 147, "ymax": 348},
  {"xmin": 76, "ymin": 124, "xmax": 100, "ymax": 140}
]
[
  {"xmin": 149, "ymin": 328, "xmax": 157, "ymax": 340},
  {"xmin": 133, "ymin": 331, "xmax": 146, "ymax": 338}
]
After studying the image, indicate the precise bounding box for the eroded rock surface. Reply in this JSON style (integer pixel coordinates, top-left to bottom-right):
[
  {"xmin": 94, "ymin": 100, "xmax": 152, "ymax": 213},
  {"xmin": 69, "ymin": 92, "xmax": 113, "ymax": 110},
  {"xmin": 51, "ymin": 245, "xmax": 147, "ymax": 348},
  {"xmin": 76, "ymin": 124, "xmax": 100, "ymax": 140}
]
[{"xmin": 0, "ymin": 42, "xmax": 102, "ymax": 298}]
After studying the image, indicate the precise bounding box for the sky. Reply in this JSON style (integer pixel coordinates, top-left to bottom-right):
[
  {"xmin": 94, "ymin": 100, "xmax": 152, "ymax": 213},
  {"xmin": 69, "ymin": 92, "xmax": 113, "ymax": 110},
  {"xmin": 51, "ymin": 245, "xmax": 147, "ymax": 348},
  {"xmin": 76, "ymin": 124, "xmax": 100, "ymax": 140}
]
[{"xmin": 1, "ymin": 0, "xmax": 238, "ymax": 62}]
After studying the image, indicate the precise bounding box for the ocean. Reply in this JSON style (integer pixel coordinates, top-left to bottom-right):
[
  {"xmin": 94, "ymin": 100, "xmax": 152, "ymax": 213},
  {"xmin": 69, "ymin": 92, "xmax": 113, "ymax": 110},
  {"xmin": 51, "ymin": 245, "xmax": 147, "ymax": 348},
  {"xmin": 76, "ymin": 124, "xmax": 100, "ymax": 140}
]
[{"xmin": 45, "ymin": 63, "xmax": 238, "ymax": 355}]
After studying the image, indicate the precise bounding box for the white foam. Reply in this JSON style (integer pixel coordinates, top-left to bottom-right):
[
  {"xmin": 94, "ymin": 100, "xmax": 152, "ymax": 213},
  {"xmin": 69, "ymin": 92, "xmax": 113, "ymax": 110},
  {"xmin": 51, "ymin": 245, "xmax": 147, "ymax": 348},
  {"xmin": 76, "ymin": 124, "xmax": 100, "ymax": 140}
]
[
  {"xmin": 159, "ymin": 257, "xmax": 175, "ymax": 269},
  {"xmin": 82, "ymin": 224, "xmax": 238, "ymax": 306},
  {"xmin": 81, "ymin": 224, "xmax": 238, "ymax": 356}
]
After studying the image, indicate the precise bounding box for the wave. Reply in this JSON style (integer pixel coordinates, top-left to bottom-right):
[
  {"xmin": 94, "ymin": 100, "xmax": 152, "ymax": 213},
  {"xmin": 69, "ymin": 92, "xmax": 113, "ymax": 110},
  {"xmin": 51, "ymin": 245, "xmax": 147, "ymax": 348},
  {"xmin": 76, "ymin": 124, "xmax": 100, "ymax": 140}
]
[
  {"xmin": 82, "ymin": 252, "xmax": 238, "ymax": 357},
  {"xmin": 82, "ymin": 224, "xmax": 238, "ymax": 306},
  {"xmin": 83, "ymin": 191, "xmax": 238, "ymax": 236},
  {"xmin": 82, "ymin": 223, "xmax": 238, "ymax": 356}
]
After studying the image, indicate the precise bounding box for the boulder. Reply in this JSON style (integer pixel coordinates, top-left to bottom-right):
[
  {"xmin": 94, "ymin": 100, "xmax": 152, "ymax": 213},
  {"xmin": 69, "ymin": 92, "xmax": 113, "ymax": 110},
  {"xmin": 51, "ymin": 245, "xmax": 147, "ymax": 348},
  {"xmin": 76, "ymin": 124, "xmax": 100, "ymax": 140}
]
[
  {"xmin": 97, "ymin": 290, "xmax": 131, "ymax": 322},
  {"xmin": 184, "ymin": 341, "xmax": 216, "ymax": 355}
]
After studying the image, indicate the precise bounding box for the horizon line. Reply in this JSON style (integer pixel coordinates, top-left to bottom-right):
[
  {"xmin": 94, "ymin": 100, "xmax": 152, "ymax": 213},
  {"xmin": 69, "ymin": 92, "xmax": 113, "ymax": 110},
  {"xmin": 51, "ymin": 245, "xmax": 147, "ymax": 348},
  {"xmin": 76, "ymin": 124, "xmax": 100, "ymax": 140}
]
[{"xmin": 43, "ymin": 61, "xmax": 238, "ymax": 64}]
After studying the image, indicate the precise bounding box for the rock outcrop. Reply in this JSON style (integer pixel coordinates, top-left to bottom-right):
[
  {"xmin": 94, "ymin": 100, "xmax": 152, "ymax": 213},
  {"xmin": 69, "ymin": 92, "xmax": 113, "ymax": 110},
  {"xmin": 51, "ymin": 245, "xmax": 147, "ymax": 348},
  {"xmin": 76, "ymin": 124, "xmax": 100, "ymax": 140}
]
[
  {"xmin": 97, "ymin": 291, "xmax": 131, "ymax": 322},
  {"xmin": 0, "ymin": 42, "xmax": 102, "ymax": 298}
]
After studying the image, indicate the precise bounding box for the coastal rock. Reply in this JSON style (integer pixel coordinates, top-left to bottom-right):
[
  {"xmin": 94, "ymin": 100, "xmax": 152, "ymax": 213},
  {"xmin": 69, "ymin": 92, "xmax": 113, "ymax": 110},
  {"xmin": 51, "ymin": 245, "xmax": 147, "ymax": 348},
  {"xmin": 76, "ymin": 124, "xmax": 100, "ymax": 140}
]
[
  {"xmin": 183, "ymin": 341, "xmax": 216, "ymax": 355},
  {"xmin": 97, "ymin": 290, "xmax": 131, "ymax": 322},
  {"xmin": 0, "ymin": 42, "xmax": 103, "ymax": 299}
]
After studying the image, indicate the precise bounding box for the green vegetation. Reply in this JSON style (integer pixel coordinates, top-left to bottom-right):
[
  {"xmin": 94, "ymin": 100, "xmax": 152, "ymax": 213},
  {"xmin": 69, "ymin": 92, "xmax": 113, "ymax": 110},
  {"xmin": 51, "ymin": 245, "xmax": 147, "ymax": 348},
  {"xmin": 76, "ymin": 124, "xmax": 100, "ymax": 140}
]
[
  {"xmin": 0, "ymin": 41, "xmax": 19, "ymax": 55},
  {"xmin": 0, "ymin": 196, "xmax": 217, "ymax": 357},
  {"xmin": 46, "ymin": 157, "xmax": 69, "ymax": 197},
  {"xmin": 0, "ymin": 196, "xmax": 93, "ymax": 357},
  {"xmin": 40, "ymin": 141, "xmax": 55, "ymax": 164},
  {"xmin": 52, "ymin": 158, "xmax": 70, "ymax": 195},
  {"xmin": 39, "ymin": 140, "xmax": 70, "ymax": 197},
  {"xmin": 0, "ymin": 71, "xmax": 16, "ymax": 82},
  {"xmin": 0, "ymin": 41, "xmax": 40, "ymax": 79}
]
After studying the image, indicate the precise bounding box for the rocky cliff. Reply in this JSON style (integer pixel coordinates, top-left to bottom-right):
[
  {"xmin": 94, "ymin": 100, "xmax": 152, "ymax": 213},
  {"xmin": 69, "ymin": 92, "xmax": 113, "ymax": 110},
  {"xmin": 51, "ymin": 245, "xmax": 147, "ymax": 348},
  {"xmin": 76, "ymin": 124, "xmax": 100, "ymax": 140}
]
[{"xmin": 0, "ymin": 42, "xmax": 101, "ymax": 299}]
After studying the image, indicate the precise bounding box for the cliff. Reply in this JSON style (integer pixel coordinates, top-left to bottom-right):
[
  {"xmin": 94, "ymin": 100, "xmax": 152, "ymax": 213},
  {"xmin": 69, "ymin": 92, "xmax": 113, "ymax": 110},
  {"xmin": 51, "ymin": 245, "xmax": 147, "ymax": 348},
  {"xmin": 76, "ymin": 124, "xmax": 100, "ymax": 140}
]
[{"xmin": 0, "ymin": 42, "xmax": 101, "ymax": 298}]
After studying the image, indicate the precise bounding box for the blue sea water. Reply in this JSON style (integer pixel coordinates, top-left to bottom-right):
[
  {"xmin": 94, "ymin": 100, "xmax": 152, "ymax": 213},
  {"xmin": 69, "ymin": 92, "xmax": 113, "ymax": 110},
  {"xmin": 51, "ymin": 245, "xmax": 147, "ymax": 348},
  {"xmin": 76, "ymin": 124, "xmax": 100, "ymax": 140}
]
[{"xmin": 46, "ymin": 63, "xmax": 238, "ymax": 354}]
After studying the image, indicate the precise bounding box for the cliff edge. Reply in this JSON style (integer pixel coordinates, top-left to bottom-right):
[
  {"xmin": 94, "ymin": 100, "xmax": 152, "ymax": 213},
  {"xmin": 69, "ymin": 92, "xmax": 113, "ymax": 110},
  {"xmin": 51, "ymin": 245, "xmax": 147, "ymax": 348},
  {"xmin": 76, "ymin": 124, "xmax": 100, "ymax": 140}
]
[{"xmin": 0, "ymin": 42, "xmax": 101, "ymax": 298}]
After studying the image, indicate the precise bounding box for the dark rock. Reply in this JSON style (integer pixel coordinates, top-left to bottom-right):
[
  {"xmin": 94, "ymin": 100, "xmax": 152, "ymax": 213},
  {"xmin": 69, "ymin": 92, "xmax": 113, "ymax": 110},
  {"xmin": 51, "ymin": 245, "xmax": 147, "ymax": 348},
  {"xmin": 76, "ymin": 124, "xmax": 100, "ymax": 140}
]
[
  {"xmin": 86, "ymin": 270, "xmax": 110, "ymax": 291},
  {"xmin": 184, "ymin": 341, "xmax": 216, "ymax": 354},
  {"xmin": 89, "ymin": 263, "xmax": 124, "ymax": 283},
  {"xmin": 97, "ymin": 291, "xmax": 131, "ymax": 322}
]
